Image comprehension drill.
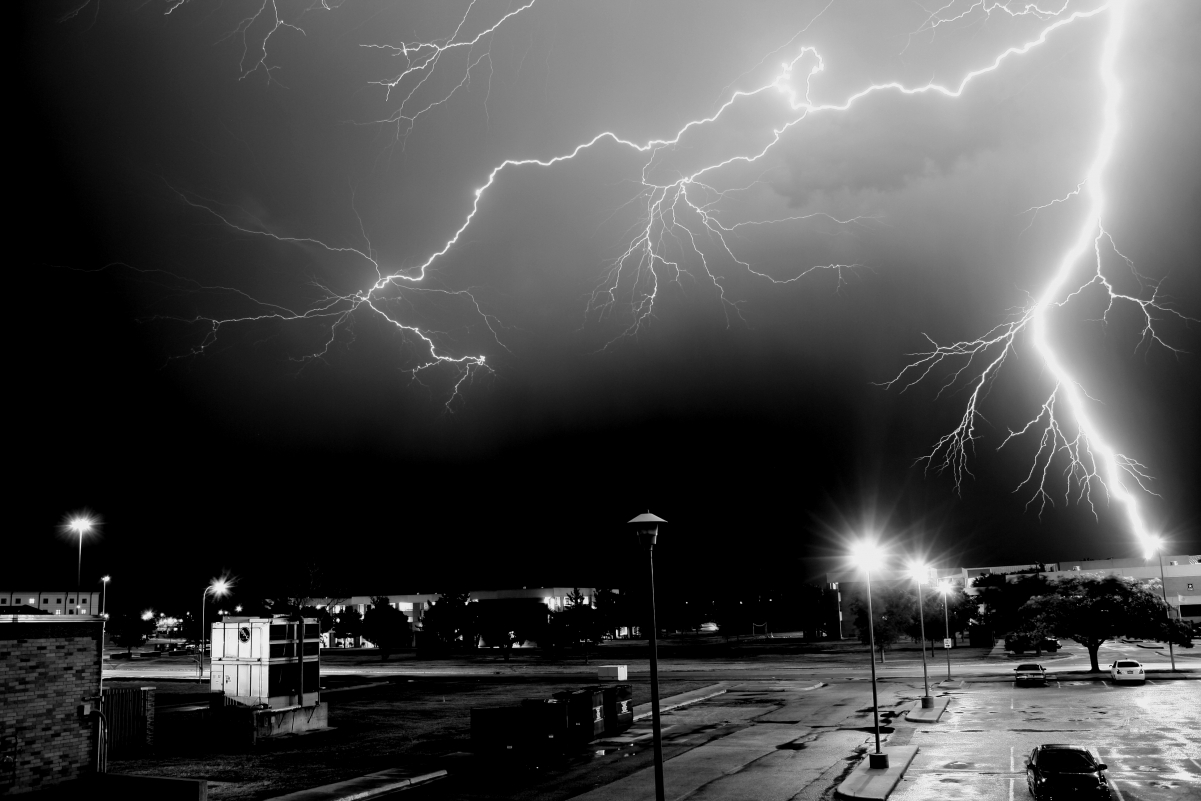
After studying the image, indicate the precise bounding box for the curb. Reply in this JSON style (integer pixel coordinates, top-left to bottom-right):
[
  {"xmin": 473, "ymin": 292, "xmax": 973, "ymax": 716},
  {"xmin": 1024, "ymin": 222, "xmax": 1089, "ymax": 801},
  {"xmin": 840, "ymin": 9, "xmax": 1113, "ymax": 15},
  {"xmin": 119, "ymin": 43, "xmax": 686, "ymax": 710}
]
[
  {"xmin": 265, "ymin": 769, "xmax": 448, "ymax": 801},
  {"xmin": 836, "ymin": 746, "xmax": 919, "ymax": 800},
  {"xmin": 633, "ymin": 683, "xmax": 728, "ymax": 721},
  {"xmin": 905, "ymin": 697, "xmax": 950, "ymax": 723}
]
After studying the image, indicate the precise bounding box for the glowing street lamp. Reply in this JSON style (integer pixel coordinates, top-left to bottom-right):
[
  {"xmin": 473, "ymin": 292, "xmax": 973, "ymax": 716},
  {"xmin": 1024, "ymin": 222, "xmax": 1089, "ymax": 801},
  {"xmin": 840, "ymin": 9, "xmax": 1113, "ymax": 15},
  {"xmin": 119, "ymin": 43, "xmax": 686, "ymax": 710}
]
[
  {"xmin": 64, "ymin": 513, "xmax": 97, "ymax": 615},
  {"xmin": 1144, "ymin": 537, "xmax": 1176, "ymax": 671},
  {"xmin": 101, "ymin": 576, "xmax": 111, "ymax": 618},
  {"xmin": 199, "ymin": 578, "xmax": 231, "ymax": 680},
  {"xmin": 629, "ymin": 511, "xmax": 668, "ymax": 801},
  {"xmin": 851, "ymin": 539, "xmax": 888, "ymax": 769},
  {"xmin": 937, "ymin": 580, "xmax": 954, "ymax": 681},
  {"xmin": 908, "ymin": 562, "xmax": 934, "ymax": 709}
]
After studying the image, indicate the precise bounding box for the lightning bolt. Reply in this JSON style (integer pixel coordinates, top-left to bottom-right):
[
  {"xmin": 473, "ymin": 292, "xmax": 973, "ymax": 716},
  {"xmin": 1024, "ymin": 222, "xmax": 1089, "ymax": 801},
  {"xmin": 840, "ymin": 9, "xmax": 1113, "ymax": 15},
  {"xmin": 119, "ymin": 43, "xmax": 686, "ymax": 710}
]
[
  {"xmin": 67, "ymin": 0, "xmax": 1192, "ymax": 548},
  {"xmin": 885, "ymin": 0, "xmax": 1192, "ymax": 552}
]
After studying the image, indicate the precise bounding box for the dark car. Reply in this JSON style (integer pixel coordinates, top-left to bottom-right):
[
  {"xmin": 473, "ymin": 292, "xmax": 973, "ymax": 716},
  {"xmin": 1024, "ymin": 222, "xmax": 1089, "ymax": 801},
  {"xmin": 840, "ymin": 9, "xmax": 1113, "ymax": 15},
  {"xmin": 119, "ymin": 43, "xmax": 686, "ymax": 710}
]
[
  {"xmin": 1026, "ymin": 744, "xmax": 1111, "ymax": 799},
  {"xmin": 1014, "ymin": 663, "xmax": 1048, "ymax": 685}
]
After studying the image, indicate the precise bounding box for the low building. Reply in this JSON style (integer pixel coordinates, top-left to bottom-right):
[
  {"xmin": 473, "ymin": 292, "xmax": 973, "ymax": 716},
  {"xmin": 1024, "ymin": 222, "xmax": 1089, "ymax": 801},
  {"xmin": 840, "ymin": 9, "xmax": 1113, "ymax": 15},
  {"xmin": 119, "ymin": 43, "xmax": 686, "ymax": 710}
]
[
  {"xmin": 0, "ymin": 590, "xmax": 102, "ymax": 616},
  {"xmin": 0, "ymin": 614, "xmax": 104, "ymax": 794}
]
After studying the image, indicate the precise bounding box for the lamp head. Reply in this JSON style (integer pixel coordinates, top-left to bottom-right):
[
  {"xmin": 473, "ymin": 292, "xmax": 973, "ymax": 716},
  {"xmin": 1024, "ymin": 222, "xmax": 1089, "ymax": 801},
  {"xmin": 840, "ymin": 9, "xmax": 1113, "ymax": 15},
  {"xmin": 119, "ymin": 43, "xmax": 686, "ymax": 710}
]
[
  {"xmin": 101, "ymin": 576, "xmax": 110, "ymax": 583},
  {"xmin": 850, "ymin": 539, "xmax": 885, "ymax": 573},
  {"xmin": 209, "ymin": 578, "xmax": 231, "ymax": 597},
  {"xmin": 629, "ymin": 511, "xmax": 667, "ymax": 548},
  {"xmin": 908, "ymin": 561, "xmax": 931, "ymax": 585},
  {"xmin": 1143, "ymin": 535, "xmax": 1162, "ymax": 559}
]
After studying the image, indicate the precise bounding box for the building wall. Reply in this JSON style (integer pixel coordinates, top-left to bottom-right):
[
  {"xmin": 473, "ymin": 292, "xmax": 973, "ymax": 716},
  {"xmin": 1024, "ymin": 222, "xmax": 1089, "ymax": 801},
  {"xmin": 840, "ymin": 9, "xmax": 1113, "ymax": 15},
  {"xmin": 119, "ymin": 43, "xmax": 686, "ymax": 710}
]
[
  {"xmin": 0, "ymin": 616, "xmax": 103, "ymax": 794},
  {"xmin": 0, "ymin": 591, "xmax": 102, "ymax": 616},
  {"xmin": 318, "ymin": 588, "xmax": 596, "ymax": 627}
]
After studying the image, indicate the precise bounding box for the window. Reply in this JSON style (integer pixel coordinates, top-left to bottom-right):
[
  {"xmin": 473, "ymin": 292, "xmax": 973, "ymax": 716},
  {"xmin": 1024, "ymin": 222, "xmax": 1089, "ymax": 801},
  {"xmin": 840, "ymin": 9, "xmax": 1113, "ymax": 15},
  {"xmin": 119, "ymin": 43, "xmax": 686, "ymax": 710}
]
[
  {"xmin": 42, "ymin": 599, "xmax": 49, "ymax": 605},
  {"xmin": 0, "ymin": 600, "xmax": 6, "ymax": 606},
  {"xmin": 69, "ymin": 598, "xmax": 75, "ymax": 604},
  {"xmin": 57, "ymin": 599, "xmax": 62, "ymax": 604}
]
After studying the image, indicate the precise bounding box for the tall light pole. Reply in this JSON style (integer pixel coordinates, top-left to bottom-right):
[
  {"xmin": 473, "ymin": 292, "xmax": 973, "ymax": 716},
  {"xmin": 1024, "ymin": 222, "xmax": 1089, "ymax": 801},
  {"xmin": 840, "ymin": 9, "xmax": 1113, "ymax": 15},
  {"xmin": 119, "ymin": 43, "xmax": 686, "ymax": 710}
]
[
  {"xmin": 938, "ymin": 580, "xmax": 953, "ymax": 681},
  {"xmin": 909, "ymin": 562, "xmax": 933, "ymax": 708},
  {"xmin": 629, "ymin": 511, "xmax": 667, "ymax": 801},
  {"xmin": 65, "ymin": 513, "xmax": 97, "ymax": 615},
  {"xmin": 1146, "ymin": 537, "xmax": 1176, "ymax": 671},
  {"xmin": 199, "ymin": 578, "xmax": 231, "ymax": 681},
  {"xmin": 852, "ymin": 539, "xmax": 888, "ymax": 769},
  {"xmin": 101, "ymin": 576, "xmax": 111, "ymax": 617}
]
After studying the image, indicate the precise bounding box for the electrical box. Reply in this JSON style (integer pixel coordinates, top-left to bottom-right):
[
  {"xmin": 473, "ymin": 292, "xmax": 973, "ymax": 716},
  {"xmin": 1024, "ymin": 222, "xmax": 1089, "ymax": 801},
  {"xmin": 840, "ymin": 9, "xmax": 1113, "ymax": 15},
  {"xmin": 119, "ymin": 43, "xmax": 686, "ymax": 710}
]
[{"xmin": 210, "ymin": 617, "xmax": 320, "ymax": 708}]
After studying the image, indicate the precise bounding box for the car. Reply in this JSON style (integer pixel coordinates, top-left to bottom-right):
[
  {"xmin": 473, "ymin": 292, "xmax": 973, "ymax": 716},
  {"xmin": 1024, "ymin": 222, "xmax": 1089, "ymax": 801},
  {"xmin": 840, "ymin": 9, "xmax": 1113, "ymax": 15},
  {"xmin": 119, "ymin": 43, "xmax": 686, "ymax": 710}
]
[
  {"xmin": 1109, "ymin": 659, "xmax": 1145, "ymax": 683},
  {"xmin": 1025, "ymin": 744, "xmax": 1111, "ymax": 799},
  {"xmin": 1014, "ymin": 663, "xmax": 1048, "ymax": 685},
  {"xmin": 1006, "ymin": 633, "xmax": 1061, "ymax": 654}
]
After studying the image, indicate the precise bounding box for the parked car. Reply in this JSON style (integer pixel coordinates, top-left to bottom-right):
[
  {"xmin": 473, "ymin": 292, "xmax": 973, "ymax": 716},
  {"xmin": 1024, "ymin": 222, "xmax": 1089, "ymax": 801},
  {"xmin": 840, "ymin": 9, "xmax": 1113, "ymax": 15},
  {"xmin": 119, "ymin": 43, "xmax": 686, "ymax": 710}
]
[
  {"xmin": 1109, "ymin": 659, "xmax": 1145, "ymax": 684},
  {"xmin": 1006, "ymin": 633, "xmax": 1060, "ymax": 653},
  {"xmin": 1025, "ymin": 744, "xmax": 1111, "ymax": 799},
  {"xmin": 1014, "ymin": 663, "xmax": 1048, "ymax": 685}
]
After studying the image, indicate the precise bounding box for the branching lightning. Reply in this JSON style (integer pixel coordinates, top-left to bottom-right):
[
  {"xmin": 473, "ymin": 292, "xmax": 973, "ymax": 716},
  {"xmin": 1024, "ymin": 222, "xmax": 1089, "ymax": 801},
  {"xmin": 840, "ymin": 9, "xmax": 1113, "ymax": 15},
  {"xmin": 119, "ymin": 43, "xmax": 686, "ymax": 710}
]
[{"xmin": 70, "ymin": 0, "xmax": 1192, "ymax": 547}]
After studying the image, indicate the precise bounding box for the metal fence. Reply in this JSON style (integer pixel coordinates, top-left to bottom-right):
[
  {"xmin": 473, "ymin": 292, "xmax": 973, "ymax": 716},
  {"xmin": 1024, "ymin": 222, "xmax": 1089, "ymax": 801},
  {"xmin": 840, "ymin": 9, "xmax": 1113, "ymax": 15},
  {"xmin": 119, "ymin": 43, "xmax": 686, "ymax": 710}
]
[{"xmin": 101, "ymin": 687, "xmax": 154, "ymax": 757}]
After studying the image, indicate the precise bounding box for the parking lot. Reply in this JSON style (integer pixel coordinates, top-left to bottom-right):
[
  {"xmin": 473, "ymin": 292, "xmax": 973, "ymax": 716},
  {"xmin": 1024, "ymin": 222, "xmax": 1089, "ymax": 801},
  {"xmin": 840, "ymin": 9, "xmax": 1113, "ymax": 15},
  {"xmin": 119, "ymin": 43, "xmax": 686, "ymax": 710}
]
[{"xmin": 892, "ymin": 679, "xmax": 1201, "ymax": 801}]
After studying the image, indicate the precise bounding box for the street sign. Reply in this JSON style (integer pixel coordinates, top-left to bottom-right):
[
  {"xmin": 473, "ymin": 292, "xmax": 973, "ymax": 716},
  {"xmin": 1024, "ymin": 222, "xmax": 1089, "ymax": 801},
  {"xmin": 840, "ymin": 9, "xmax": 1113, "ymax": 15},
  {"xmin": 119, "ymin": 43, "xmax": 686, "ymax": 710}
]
[{"xmin": 943, "ymin": 638, "xmax": 952, "ymax": 649}]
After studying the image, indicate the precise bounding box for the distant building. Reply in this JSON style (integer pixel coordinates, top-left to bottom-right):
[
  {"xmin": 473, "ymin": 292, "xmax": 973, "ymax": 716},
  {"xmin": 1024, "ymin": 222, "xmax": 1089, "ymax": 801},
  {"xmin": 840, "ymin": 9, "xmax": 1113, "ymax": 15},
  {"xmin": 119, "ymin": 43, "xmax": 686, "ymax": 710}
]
[
  {"xmin": 826, "ymin": 554, "xmax": 1200, "ymax": 639},
  {"xmin": 0, "ymin": 590, "xmax": 101, "ymax": 616},
  {"xmin": 316, "ymin": 587, "xmax": 596, "ymax": 628}
]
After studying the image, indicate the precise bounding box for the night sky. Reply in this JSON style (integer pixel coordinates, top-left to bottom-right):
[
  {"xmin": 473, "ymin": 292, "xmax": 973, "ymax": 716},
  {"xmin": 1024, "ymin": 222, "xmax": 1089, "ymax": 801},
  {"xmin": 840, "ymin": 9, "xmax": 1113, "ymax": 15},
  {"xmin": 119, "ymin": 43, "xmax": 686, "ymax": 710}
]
[{"xmin": 12, "ymin": 1, "xmax": 1199, "ymax": 614}]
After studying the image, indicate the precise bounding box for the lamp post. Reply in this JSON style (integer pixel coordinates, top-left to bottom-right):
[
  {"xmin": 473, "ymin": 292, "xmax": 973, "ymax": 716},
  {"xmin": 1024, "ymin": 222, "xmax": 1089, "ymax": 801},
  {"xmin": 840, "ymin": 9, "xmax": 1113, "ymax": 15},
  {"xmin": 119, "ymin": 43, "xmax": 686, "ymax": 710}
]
[
  {"xmin": 1146, "ymin": 537, "xmax": 1176, "ymax": 671},
  {"xmin": 938, "ymin": 580, "xmax": 953, "ymax": 681},
  {"xmin": 909, "ymin": 563, "xmax": 933, "ymax": 708},
  {"xmin": 629, "ymin": 511, "xmax": 668, "ymax": 801},
  {"xmin": 851, "ymin": 540, "xmax": 888, "ymax": 769},
  {"xmin": 101, "ymin": 576, "xmax": 111, "ymax": 618},
  {"xmin": 65, "ymin": 514, "xmax": 96, "ymax": 616},
  {"xmin": 199, "ymin": 578, "xmax": 230, "ymax": 681}
]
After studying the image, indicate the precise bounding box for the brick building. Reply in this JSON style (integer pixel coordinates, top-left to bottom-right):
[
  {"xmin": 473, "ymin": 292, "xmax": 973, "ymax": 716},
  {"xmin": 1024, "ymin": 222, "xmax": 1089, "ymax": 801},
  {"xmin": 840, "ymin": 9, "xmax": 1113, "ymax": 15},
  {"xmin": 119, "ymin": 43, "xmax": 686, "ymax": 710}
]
[{"xmin": 0, "ymin": 615, "xmax": 104, "ymax": 794}]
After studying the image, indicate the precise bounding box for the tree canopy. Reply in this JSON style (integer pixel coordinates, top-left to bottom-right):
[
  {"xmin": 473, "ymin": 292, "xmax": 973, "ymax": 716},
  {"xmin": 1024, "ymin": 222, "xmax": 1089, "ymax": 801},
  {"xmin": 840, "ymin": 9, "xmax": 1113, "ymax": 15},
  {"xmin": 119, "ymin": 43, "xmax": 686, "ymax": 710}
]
[
  {"xmin": 109, "ymin": 610, "xmax": 157, "ymax": 654},
  {"xmin": 362, "ymin": 596, "xmax": 410, "ymax": 659},
  {"xmin": 1018, "ymin": 574, "xmax": 1193, "ymax": 671}
]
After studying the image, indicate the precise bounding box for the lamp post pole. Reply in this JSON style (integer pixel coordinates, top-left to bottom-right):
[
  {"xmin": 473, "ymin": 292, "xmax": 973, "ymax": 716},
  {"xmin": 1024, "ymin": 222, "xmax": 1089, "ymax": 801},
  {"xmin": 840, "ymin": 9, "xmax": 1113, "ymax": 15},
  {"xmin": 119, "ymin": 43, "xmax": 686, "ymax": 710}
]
[
  {"xmin": 1154, "ymin": 547, "xmax": 1176, "ymax": 671},
  {"xmin": 864, "ymin": 567, "xmax": 887, "ymax": 768},
  {"xmin": 199, "ymin": 580, "xmax": 230, "ymax": 681},
  {"xmin": 101, "ymin": 576, "xmax": 110, "ymax": 617},
  {"xmin": 914, "ymin": 569, "xmax": 932, "ymax": 708},
  {"xmin": 941, "ymin": 584, "xmax": 952, "ymax": 681},
  {"xmin": 630, "ymin": 512, "xmax": 668, "ymax": 801}
]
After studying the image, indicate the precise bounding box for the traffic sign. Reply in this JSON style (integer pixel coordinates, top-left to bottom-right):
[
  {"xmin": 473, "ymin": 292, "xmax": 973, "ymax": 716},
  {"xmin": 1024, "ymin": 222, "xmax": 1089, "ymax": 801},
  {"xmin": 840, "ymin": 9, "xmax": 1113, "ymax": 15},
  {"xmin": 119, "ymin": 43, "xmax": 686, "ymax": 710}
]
[{"xmin": 943, "ymin": 638, "xmax": 952, "ymax": 649}]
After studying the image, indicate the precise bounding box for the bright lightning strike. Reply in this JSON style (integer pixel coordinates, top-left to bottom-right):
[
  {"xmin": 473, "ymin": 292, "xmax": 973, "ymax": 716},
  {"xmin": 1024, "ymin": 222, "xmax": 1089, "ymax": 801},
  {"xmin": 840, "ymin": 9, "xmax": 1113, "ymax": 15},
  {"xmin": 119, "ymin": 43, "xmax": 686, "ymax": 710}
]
[{"xmin": 67, "ymin": 0, "xmax": 1193, "ymax": 551}]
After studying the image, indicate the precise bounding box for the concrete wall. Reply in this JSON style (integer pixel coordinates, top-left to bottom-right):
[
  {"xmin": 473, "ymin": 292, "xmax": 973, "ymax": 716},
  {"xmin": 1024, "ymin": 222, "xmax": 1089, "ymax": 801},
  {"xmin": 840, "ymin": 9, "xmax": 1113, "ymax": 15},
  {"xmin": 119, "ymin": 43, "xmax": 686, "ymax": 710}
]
[{"xmin": 0, "ymin": 616, "xmax": 103, "ymax": 794}]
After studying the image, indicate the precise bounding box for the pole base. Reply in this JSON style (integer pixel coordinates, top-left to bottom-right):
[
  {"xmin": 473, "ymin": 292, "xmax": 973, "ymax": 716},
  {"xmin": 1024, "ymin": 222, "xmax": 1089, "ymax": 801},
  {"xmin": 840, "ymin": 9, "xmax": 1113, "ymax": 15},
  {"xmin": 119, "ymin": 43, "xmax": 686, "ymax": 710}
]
[
  {"xmin": 921, "ymin": 696, "xmax": 934, "ymax": 708},
  {"xmin": 869, "ymin": 752, "xmax": 890, "ymax": 769}
]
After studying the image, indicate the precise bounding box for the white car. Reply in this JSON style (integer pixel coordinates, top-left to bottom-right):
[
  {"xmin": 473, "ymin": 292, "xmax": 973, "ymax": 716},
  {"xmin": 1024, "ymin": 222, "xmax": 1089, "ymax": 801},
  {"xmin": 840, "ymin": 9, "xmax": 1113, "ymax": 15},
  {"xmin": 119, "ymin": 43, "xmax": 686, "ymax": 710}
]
[{"xmin": 1109, "ymin": 659, "xmax": 1145, "ymax": 683}]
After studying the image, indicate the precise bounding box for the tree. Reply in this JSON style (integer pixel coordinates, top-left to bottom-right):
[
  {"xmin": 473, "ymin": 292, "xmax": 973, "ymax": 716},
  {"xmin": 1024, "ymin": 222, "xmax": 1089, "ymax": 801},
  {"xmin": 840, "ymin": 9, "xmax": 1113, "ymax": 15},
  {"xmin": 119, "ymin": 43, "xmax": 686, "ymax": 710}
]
[
  {"xmin": 362, "ymin": 596, "xmax": 411, "ymax": 660},
  {"xmin": 421, "ymin": 591, "xmax": 475, "ymax": 650},
  {"xmin": 849, "ymin": 586, "xmax": 913, "ymax": 661},
  {"xmin": 973, "ymin": 573, "xmax": 1051, "ymax": 640},
  {"xmin": 110, "ymin": 611, "xmax": 157, "ymax": 654},
  {"xmin": 555, "ymin": 588, "xmax": 604, "ymax": 662},
  {"xmin": 1018, "ymin": 575, "xmax": 1193, "ymax": 672}
]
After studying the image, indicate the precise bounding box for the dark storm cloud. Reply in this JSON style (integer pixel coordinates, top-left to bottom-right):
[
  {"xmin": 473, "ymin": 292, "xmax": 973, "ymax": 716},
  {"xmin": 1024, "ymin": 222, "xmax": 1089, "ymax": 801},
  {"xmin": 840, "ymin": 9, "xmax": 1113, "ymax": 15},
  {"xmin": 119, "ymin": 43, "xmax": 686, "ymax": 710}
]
[{"xmin": 11, "ymin": 1, "xmax": 1199, "ymax": 605}]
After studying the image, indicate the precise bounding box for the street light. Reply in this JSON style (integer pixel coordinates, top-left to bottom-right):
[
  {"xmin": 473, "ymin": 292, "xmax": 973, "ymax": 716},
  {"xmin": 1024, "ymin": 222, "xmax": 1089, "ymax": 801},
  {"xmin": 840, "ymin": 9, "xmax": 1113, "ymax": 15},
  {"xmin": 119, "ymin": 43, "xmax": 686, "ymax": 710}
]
[
  {"xmin": 937, "ymin": 580, "xmax": 953, "ymax": 681},
  {"xmin": 199, "ymin": 578, "xmax": 231, "ymax": 681},
  {"xmin": 1145, "ymin": 537, "xmax": 1176, "ymax": 671},
  {"xmin": 629, "ymin": 511, "xmax": 668, "ymax": 801},
  {"xmin": 64, "ymin": 512, "xmax": 97, "ymax": 615},
  {"xmin": 908, "ymin": 562, "xmax": 933, "ymax": 709},
  {"xmin": 851, "ymin": 539, "xmax": 888, "ymax": 769},
  {"xmin": 101, "ymin": 576, "xmax": 111, "ymax": 618}
]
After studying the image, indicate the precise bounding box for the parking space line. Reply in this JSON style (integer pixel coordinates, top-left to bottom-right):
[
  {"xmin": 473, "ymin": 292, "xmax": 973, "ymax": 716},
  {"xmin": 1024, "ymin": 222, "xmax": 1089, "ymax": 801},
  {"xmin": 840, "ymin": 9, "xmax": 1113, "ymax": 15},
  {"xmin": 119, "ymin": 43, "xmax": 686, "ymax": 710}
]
[
  {"xmin": 1009, "ymin": 777, "xmax": 1014, "ymax": 801},
  {"xmin": 1010, "ymin": 746, "xmax": 1014, "ymax": 772},
  {"xmin": 1109, "ymin": 778, "xmax": 1127, "ymax": 801}
]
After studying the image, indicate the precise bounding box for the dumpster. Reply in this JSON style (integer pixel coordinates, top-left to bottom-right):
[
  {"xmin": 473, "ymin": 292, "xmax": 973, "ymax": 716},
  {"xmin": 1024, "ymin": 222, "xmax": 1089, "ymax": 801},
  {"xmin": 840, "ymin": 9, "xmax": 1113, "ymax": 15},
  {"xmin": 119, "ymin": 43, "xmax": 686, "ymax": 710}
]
[
  {"xmin": 471, "ymin": 706, "xmax": 524, "ymax": 754},
  {"xmin": 521, "ymin": 697, "xmax": 569, "ymax": 754},
  {"xmin": 554, "ymin": 688, "xmax": 605, "ymax": 742},
  {"xmin": 602, "ymin": 683, "xmax": 634, "ymax": 734}
]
